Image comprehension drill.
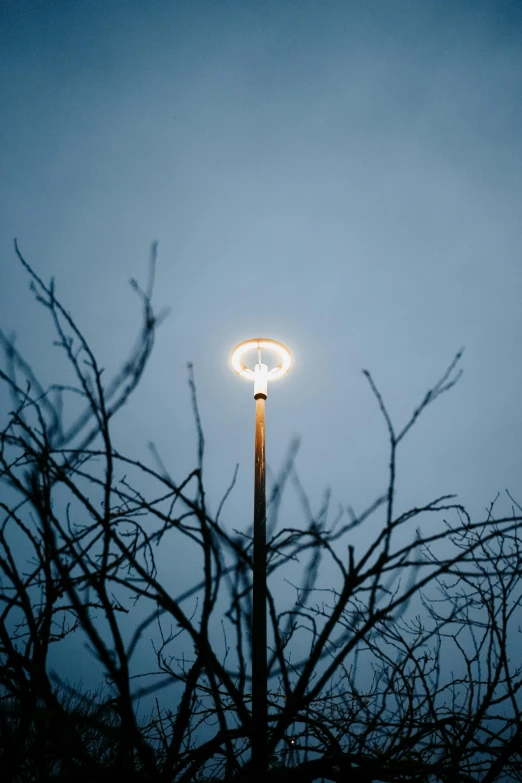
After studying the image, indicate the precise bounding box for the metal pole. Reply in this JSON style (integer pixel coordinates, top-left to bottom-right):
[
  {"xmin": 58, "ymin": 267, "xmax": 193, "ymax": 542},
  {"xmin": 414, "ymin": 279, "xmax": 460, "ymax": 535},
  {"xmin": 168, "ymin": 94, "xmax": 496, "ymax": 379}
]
[
  {"xmin": 231, "ymin": 339, "xmax": 291, "ymax": 779},
  {"xmin": 252, "ymin": 390, "xmax": 267, "ymax": 779}
]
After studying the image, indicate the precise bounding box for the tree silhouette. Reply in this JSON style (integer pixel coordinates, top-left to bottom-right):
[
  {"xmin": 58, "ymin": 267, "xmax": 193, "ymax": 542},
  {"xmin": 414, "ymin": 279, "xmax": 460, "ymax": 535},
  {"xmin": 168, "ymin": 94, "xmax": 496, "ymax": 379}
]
[{"xmin": 1, "ymin": 243, "xmax": 521, "ymax": 782}]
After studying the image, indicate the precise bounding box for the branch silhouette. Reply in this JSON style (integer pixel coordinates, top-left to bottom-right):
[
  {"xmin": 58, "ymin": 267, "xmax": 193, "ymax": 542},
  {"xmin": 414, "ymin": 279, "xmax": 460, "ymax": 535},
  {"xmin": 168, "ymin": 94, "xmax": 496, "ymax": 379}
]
[{"xmin": 1, "ymin": 245, "xmax": 521, "ymax": 782}]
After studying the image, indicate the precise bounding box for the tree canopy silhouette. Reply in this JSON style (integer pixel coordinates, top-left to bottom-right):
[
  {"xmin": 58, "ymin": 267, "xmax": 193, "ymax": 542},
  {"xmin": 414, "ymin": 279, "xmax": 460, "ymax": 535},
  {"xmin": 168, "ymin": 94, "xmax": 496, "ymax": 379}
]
[{"xmin": 1, "ymin": 243, "xmax": 521, "ymax": 782}]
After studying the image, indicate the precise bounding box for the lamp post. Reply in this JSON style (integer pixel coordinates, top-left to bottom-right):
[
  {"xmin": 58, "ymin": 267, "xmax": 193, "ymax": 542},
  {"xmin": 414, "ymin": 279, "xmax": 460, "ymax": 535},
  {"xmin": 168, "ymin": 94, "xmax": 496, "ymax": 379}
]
[{"xmin": 231, "ymin": 338, "xmax": 292, "ymax": 779}]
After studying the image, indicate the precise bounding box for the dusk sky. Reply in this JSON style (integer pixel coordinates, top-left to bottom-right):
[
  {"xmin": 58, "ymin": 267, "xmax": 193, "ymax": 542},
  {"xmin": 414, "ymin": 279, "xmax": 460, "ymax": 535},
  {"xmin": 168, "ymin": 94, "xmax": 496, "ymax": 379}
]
[{"xmin": 2, "ymin": 0, "xmax": 521, "ymax": 576}]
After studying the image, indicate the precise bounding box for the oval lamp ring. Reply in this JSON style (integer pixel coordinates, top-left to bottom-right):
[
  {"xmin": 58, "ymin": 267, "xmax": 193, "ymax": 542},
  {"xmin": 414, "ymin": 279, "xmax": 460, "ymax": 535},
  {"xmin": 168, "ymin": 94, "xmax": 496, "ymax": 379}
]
[{"xmin": 230, "ymin": 338, "xmax": 292, "ymax": 381}]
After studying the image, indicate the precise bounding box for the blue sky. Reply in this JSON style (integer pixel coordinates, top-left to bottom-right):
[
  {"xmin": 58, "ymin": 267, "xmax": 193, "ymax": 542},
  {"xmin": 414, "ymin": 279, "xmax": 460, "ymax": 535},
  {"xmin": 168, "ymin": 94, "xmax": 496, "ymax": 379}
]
[{"xmin": 1, "ymin": 0, "xmax": 521, "ymax": 554}]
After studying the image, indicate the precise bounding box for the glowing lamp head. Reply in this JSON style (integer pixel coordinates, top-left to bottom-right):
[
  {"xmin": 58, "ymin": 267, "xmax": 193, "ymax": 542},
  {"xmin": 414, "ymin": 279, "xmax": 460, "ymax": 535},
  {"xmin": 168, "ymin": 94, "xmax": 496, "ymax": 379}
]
[{"xmin": 231, "ymin": 338, "xmax": 292, "ymax": 398}]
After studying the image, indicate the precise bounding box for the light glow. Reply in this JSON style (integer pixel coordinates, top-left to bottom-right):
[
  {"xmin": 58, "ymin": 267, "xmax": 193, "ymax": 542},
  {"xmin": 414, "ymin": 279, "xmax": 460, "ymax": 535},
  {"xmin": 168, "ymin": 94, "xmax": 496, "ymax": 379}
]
[{"xmin": 230, "ymin": 338, "xmax": 292, "ymax": 382}]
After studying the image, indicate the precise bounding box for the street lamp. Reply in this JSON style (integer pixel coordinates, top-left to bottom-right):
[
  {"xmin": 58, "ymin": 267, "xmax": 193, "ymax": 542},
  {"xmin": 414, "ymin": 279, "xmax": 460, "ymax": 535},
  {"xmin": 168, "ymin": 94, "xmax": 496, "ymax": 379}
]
[{"xmin": 230, "ymin": 338, "xmax": 292, "ymax": 778}]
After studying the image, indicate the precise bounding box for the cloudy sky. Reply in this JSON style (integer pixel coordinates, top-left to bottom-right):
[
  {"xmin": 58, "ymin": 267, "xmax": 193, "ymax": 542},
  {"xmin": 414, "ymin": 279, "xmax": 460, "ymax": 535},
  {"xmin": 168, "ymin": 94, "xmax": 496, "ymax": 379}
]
[{"xmin": 1, "ymin": 0, "xmax": 521, "ymax": 553}]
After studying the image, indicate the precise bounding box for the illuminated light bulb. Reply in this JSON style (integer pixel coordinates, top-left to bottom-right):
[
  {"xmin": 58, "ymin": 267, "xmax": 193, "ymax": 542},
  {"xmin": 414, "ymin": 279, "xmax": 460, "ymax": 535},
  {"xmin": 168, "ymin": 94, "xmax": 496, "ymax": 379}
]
[
  {"xmin": 230, "ymin": 338, "xmax": 292, "ymax": 395},
  {"xmin": 254, "ymin": 363, "xmax": 268, "ymax": 399}
]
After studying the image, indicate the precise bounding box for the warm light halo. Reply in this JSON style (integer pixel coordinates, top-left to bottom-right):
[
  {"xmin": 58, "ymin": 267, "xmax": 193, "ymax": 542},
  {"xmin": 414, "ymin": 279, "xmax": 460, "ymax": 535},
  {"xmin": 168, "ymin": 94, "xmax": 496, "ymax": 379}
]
[{"xmin": 230, "ymin": 338, "xmax": 292, "ymax": 381}]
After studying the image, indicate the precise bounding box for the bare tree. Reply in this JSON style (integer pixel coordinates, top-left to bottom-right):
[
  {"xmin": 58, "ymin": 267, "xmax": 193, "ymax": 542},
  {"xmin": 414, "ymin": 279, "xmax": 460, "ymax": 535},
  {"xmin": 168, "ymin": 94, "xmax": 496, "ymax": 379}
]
[{"xmin": 1, "ymin": 243, "xmax": 521, "ymax": 782}]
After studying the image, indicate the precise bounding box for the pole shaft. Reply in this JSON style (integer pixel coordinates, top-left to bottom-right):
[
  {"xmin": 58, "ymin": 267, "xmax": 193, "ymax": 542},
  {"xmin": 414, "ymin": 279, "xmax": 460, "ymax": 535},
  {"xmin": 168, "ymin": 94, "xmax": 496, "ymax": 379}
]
[{"xmin": 252, "ymin": 395, "xmax": 267, "ymax": 778}]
